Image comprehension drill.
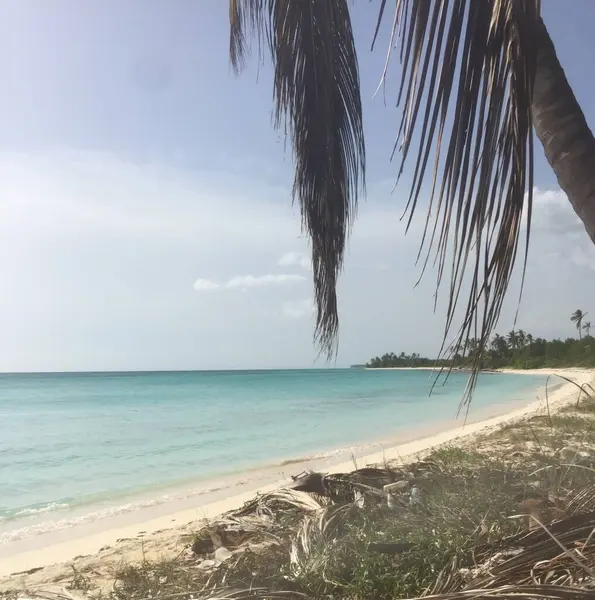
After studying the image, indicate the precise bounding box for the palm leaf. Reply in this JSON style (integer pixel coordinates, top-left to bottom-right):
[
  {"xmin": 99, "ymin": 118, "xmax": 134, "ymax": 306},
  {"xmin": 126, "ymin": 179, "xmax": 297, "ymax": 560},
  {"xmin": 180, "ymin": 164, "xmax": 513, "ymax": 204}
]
[
  {"xmin": 371, "ymin": 0, "xmax": 540, "ymax": 405},
  {"xmin": 404, "ymin": 585, "xmax": 595, "ymax": 600},
  {"xmin": 289, "ymin": 503, "xmax": 352, "ymax": 578},
  {"xmin": 235, "ymin": 488, "xmax": 328, "ymax": 519},
  {"xmin": 229, "ymin": 1, "xmax": 541, "ymax": 400},
  {"xmin": 229, "ymin": 0, "xmax": 365, "ymax": 357}
]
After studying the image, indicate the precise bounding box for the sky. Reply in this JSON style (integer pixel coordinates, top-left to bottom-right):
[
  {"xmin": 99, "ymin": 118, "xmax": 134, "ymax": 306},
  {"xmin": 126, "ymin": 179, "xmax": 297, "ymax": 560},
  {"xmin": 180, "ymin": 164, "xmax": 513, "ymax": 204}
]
[{"xmin": 1, "ymin": 1, "xmax": 595, "ymax": 372}]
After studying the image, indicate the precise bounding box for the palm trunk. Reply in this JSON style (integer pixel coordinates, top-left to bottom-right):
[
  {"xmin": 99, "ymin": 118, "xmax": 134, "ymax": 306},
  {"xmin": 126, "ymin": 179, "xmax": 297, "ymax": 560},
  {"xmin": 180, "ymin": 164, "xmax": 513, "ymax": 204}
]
[{"xmin": 532, "ymin": 18, "xmax": 595, "ymax": 243}]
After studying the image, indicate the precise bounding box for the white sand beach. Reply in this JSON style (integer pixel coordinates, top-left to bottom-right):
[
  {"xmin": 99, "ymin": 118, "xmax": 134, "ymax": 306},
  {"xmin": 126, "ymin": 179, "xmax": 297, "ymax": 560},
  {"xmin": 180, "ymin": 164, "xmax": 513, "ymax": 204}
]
[{"xmin": 1, "ymin": 367, "xmax": 593, "ymax": 592}]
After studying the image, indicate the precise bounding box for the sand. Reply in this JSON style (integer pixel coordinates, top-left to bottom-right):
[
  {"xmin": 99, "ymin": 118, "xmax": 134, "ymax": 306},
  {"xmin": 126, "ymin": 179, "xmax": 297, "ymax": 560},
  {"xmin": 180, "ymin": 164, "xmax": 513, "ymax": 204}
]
[{"xmin": 1, "ymin": 367, "xmax": 593, "ymax": 593}]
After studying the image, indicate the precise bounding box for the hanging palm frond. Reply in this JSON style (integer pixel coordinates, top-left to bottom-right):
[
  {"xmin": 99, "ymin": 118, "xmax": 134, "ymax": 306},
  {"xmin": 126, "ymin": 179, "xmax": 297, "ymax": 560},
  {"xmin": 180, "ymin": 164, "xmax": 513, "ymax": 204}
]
[
  {"xmin": 371, "ymin": 0, "xmax": 540, "ymax": 405},
  {"xmin": 229, "ymin": 0, "xmax": 365, "ymax": 357},
  {"xmin": 229, "ymin": 1, "xmax": 542, "ymax": 402}
]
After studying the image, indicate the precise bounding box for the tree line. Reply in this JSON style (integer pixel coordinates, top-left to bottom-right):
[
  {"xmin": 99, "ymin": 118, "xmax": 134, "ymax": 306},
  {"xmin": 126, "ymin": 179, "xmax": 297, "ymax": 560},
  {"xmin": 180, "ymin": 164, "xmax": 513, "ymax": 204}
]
[{"xmin": 366, "ymin": 310, "xmax": 594, "ymax": 370}]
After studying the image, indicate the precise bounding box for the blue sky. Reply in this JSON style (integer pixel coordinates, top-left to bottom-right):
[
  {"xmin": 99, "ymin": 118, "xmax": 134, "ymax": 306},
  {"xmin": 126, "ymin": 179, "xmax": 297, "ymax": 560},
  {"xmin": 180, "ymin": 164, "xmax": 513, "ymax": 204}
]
[{"xmin": 1, "ymin": 1, "xmax": 595, "ymax": 371}]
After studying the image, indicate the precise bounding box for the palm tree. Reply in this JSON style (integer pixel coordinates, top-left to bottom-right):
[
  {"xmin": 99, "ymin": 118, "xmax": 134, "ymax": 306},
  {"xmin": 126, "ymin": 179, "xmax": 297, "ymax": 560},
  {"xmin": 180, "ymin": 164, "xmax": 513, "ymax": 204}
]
[
  {"xmin": 583, "ymin": 321, "xmax": 592, "ymax": 338},
  {"xmin": 516, "ymin": 330, "xmax": 527, "ymax": 349},
  {"xmin": 229, "ymin": 2, "xmax": 595, "ymax": 395},
  {"xmin": 465, "ymin": 338, "xmax": 478, "ymax": 357},
  {"xmin": 506, "ymin": 330, "xmax": 518, "ymax": 351},
  {"xmin": 491, "ymin": 334, "xmax": 509, "ymax": 357},
  {"xmin": 571, "ymin": 310, "xmax": 587, "ymax": 340}
]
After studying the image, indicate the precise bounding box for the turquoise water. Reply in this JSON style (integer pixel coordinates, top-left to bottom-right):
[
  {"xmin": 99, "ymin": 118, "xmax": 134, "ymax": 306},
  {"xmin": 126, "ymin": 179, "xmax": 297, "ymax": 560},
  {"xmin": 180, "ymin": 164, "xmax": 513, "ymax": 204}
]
[{"xmin": 0, "ymin": 369, "xmax": 545, "ymax": 539}]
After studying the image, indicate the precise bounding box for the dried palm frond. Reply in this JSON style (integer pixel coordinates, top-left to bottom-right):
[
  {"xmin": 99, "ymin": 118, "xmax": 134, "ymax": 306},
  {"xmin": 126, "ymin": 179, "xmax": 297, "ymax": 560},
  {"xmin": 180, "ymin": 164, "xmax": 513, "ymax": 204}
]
[
  {"xmin": 17, "ymin": 587, "xmax": 309, "ymax": 600},
  {"xmin": 184, "ymin": 590, "xmax": 308, "ymax": 600},
  {"xmin": 289, "ymin": 504, "xmax": 353, "ymax": 578},
  {"xmin": 405, "ymin": 584, "xmax": 595, "ymax": 600},
  {"xmin": 288, "ymin": 466, "xmax": 404, "ymax": 503},
  {"xmin": 191, "ymin": 515, "xmax": 283, "ymax": 555},
  {"xmin": 234, "ymin": 488, "xmax": 328, "ymax": 519},
  {"xmin": 326, "ymin": 466, "xmax": 401, "ymax": 490},
  {"xmin": 290, "ymin": 471, "xmax": 329, "ymax": 496},
  {"xmin": 463, "ymin": 510, "xmax": 595, "ymax": 588},
  {"xmin": 567, "ymin": 484, "xmax": 595, "ymax": 514},
  {"xmin": 336, "ymin": 466, "xmax": 403, "ymax": 486},
  {"xmin": 229, "ymin": 0, "xmax": 365, "ymax": 357}
]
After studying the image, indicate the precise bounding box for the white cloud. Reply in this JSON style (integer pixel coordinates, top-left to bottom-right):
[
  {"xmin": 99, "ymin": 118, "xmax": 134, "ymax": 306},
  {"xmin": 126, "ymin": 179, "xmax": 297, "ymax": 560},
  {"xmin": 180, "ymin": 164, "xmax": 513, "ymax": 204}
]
[
  {"xmin": 529, "ymin": 187, "xmax": 595, "ymax": 270},
  {"xmin": 194, "ymin": 273, "xmax": 306, "ymax": 292},
  {"xmin": 278, "ymin": 251, "xmax": 311, "ymax": 271},
  {"xmin": 226, "ymin": 273, "xmax": 306, "ymax": 289},
  {"xmin": 1, "ymin": 148, "xmax": 595, "ymax": 371},
  {"xmin": 282, "ymin": 299, "xmax": 315, "ymax": 319},
  {"xmin": 193, "ymin": 278, "xmax": 220, "ymax": 291}
]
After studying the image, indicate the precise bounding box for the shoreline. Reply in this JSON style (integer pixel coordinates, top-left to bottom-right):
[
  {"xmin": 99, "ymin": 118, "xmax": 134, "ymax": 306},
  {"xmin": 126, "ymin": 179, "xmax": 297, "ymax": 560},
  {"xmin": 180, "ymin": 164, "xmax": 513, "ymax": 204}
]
[
  {"xmin": 1, "ymin": 367, "xmax": 593, "ymax": 587},
  {"xmin": 364, "ymin": 366, "xmax": 569, "ymax": 373}
]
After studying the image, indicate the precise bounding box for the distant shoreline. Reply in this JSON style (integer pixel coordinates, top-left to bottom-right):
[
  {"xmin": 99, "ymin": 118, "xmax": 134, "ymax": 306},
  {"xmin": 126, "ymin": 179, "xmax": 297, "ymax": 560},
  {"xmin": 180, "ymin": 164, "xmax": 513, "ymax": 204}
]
[
  {"xmin": 364, "ymin": 366, "xmax": 500, "ymax": 373},
  {"xmin": 364, "ymin": 366, "xmax": 437, "ymax": 370},
  {"xmin": 364, "ymin": 366, "xmax": 572, "ymax": 374}
]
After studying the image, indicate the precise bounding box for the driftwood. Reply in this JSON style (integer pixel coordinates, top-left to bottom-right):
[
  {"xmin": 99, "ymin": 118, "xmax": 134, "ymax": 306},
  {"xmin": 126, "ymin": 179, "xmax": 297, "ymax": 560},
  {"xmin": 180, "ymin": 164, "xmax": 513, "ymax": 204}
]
[{"xmin": 289, "ymin": 467, "xmax": 405, "ymax": 504}]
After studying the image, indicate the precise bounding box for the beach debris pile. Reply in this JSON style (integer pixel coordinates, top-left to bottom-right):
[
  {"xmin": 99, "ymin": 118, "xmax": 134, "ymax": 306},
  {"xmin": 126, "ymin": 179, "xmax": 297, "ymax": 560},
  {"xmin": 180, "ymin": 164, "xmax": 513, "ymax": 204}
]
[{"xmin": 172, "ymin": 431, "xmax": 595, "ymax": 600}]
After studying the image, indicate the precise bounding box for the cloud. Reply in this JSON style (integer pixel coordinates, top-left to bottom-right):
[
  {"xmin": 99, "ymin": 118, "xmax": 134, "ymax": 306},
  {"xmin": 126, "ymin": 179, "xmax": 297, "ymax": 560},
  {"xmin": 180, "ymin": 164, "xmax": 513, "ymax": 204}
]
[
  {"xmin": 193, "ymin": 278, "xmax": 221, "ymax": 291},
  {"xmin": 278, "ymin": 251, "xmax": 311, "ymax": 271},
  {"xmin": 531, "ymin": 188, "xmax": 582, "ymax": 233},
  {"xmin": 529, "ymin": 188, "xmax": 595, "ymax": 270},
  {"xmin": 194, "ymin": 273, "xmax": 306, "ymax": 292},
  {"xmin": 226, "ymin": 274, "xmax": 306, "ymax": 289},
  {"xmin": 2, "ymin": 147, "xmax": 595, "ymax": 371},
  {"xmin": 282, "ymin": 298, "xmax": 315, "ymax": 319}
]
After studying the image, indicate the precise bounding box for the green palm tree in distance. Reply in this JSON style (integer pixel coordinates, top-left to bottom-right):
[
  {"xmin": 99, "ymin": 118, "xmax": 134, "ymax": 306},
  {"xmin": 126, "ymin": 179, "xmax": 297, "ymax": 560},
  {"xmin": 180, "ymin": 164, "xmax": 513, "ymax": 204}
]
[
  {"xmin": 571, "ymin": 310, "xmax": 588, "ymax": 340},
  {"xmin": 583, "ymin": 321, "xmax": 592, "ymax": 338},
  {"xmin": 229, "ymin": 1, "xmax": 595, "ymax": 400},
  {"xmin": 516, "ymin": 330, "xmax": 527, "ymax": 349}
]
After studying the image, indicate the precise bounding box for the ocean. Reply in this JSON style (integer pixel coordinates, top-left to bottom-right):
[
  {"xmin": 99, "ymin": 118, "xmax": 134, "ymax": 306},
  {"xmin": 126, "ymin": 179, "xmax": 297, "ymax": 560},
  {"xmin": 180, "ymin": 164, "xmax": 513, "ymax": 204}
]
[{"xmin": 0, "ymin": 368, "xmax": 546, "ymax": 544}]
